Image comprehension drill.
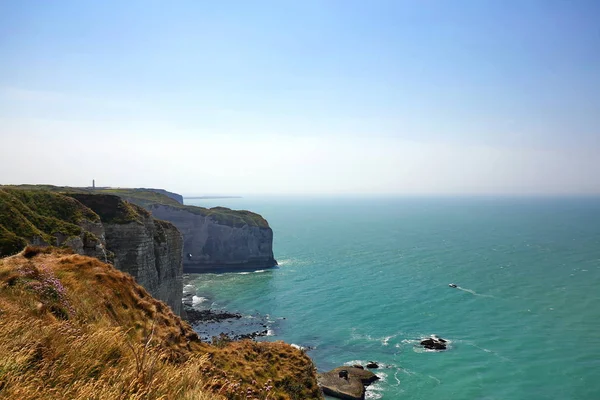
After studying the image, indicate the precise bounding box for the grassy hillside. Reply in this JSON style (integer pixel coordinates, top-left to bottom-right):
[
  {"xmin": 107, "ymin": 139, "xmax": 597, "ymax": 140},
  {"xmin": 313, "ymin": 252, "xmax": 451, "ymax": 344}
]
[
  {"xmin": 0, "ymin": 189, "xmax": 100, "ymax": 257},
  {"xmin": 0, "ymin": 188, "xmax": 153, "ymax": 258},
  {"xmin": 0, "ymin": 248, "xmax": 322, "ymax": 399},
  {"xmin": 95, "ymin": 188, "xmax": 183, "ymax": 208}
]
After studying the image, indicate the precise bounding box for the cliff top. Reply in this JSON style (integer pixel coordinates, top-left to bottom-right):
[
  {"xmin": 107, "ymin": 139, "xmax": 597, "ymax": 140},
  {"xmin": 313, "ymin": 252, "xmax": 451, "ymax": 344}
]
[
  {"xmin": 0, "ymin": 185, "xmax": 271, "ymax": 230},
  {"xmin": 175, "ymin": 205, "xmax": 270, "ymax": 228},
  {"xmin": 0, "ymin": 188, "xmax": 97, "ymax": 256},
  {"xmin": 0, "ymin": 187, "xmax": 161, "ymax": 258},
  {"xmin": 95, "ymin": 188, "xmax": 183, "ymax": 207},
  {"xmin": 97, "ymin": 188, "xmax": 270, "ymax": 229},
  {"xmin": 0, "ymin": 247, "xmax": 321, "ymax": 399},
  {"xmin": 67, "ymin": 193, "xmax": 151, "ymax": 224}
]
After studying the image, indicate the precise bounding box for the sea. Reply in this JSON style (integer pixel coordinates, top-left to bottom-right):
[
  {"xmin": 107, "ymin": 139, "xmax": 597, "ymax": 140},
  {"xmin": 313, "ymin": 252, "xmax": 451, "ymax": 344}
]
[{"xmin": 183, "ymin": 196, "xmax": 600, "ymax": 400}]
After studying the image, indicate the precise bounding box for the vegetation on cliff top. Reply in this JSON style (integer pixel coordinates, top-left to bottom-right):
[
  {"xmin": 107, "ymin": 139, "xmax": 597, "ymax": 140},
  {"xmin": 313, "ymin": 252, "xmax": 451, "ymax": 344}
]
[
  {"xmin": 175, "ymin": 205, "xmax": 270, "ymax": 228},
  {"xmin": 97, "ymin": 188, "xmax": 270, "ymax": 228},
  {"xmin": 0, "ymin": 189, "xmax": 97, "ymax": 257},
  {"xmin": 0, "ymin": 188, "xmax": 157, "ymax": 258},
  {"xmin": 67, "ymin": 193, "xmax": 148, "ymax": 225},
  {"xmin": 0, "ymin": 247, "xmax": 322, "ymax": 399},
  {"xmin": 95, "ymin": 188, "xmax": 182, "ymax": 208},
  {"xmin": 1, "ymin": 186, "xmax": 270, "ymax": 229}
]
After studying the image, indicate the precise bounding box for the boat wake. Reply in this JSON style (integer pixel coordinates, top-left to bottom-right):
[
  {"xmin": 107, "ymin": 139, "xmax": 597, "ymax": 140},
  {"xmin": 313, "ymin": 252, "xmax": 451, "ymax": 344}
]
[{"xmin": 455, "ymin": 286, "xmax": 494, "ymax": 298}]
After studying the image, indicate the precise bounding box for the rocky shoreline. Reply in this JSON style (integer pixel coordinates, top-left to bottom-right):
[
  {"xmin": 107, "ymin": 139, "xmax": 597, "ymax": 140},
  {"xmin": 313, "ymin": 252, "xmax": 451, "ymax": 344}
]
[{"xmin": 183, "ymin": 305, "xmax": 272, "ymax": 342}]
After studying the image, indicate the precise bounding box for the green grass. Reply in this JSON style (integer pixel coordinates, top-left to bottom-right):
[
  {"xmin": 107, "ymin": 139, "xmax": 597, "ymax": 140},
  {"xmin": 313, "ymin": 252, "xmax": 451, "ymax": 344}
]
[
  {"xmin": 175, "ymin": 205, "xmax": 270, "ymax": 228},
  {"xmin": 95, "ymin": 189, "xmax": 182, "ymax": 208},
  {"xmin": 98, "ymin": 188, "xmax": 270, "ymax": 228},
  {"xmin": 67, "ymin": 193, "xmax": 147, "ymax": 225},
  {"xmin": 8, "ymin": 189, "xmax": 100, "ymax": 224},
  {"xmin": 0, "ymin": 188, "xmax": 156, "ymax": 258},
  {"xmin": 0, "ymin": 189, "xmax": 94, "ymax": 257},
  {"xmin": 0, "ymin": 225, "xmax": 28, "ymax": 257},
  {"xmin": 0, "ymin": 185, "xmax": 270, "ymax": 231}
]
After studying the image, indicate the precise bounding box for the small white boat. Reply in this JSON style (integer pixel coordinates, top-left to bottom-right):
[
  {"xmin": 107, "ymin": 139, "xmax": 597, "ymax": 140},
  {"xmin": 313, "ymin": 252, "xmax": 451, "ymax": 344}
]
[{"xmin": 448, "ymin": 283, "xmax": 457, "ymax": 288}]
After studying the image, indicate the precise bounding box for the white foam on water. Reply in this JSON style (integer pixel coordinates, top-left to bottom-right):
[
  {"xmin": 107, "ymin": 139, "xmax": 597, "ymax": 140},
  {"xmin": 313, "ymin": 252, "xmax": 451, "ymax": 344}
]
[
  {"xmin": 365, "ymin": 390, "xmax": 382, "ymax": 399},
  {"xmin": 290, "ymin": 343, "xmax": 304, "ymax": 350},
  {"xmin": 381, "ymin": 334, "xmax": 396, "ymax": 346},
  {"xmin": 266, "ymin": 329, "xmax": 275, "ymax": 336},
  {"xmin": 375, "ymin": 371, "xmax": 388, "ymax": 382},
  {"xmin": 365, "ymin": 371, "xmax": 388, "ymax": 400},
  {"xmin": 394, "ymin": 369, "xmax": 402, "ymax": 385},
  {"xmin": 456, "ymin": 286, "xmax": 495, "ymax": 298},
  {"xmin": 399, "ymin": 338, "xmax": 417, "ymax": 345},
  {"xmin": 192, "ymin": 296, "xmax": 208, "ymax": 306},
  {"xmin": 183, "ymin": 284, "xmax": 195, "ymax": 293},
  {"xmin": 238, "ymin": 272, "xmax": 251, "ymax": 275},
  {"xmin": 365, "ymin": 391, "xmax": 382, "ymax": 399},
  {"xmin": 350, "ymin": 328, "xmax": 399, "ymax": 347},
  {"xmin": 254, "ymin": 269, "xmax": 266, "ymax": 273},
  {"xmin": 344, "ymin": 359, "xmax": 367, "ymax": 366},
  {"xmin": 465, "ymin": 341, "xmax": 512, "ymax": 362}
]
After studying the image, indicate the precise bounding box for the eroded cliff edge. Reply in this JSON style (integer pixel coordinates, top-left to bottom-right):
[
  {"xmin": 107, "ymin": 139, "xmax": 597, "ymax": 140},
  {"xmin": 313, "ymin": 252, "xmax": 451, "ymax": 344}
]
[
  {"xmin": 0, "ymin": 188, "xmax": 183, "ymax": 315},
  {"xmin": 69, "ymin": 193, "xmax": 183, "ymax": 314}
]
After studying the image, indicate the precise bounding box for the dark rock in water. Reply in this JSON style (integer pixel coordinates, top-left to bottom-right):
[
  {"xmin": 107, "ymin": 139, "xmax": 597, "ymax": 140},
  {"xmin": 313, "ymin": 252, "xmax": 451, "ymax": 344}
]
[
  {"xmin": 430, "ymin": 342, "xmax": 446, "ymax": 350},
  {"xmin": 184, "ymin": 306, "xmax": 242, "ymax": 324},
  {"xmin": 318, "ymin": 367, "xmax": 379, "ymax": 400},
  {"xmin": 352, "ymin": 364, "xmax": 364, "ymax": 370},
  {"xmin": 420, "ymin": 336, "xmax": 447, "ymax": 350},
  {"xmin": 366, "ymin": 361, "xmax": 379, "ymax": 369},
  {"xmin": 183, "ymin": 305, "xmax": 275, "ymax": 342},
  {"xmin": 236, "ymin": 330, "xmax": 269, "ymax": 340}
]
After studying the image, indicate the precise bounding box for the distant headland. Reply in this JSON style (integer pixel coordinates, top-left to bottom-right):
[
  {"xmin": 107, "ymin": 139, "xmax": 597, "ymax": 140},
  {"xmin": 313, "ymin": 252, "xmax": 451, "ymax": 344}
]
[{"xmin": 184, "ymin": 195, "xmax": 242, "ymax": 200}]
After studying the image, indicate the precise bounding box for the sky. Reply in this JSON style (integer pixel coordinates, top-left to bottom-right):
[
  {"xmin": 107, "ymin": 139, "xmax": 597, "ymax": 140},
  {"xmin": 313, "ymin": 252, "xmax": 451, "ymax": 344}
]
[{"xmin": 1, "ymin": 0, "xmax": 599, "ymax": 195}]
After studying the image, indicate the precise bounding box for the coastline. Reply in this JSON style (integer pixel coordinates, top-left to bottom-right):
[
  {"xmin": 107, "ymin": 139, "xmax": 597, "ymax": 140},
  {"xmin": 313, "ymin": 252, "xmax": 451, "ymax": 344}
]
[{"xmin": 183, "ymin": 260, "xmax": 278, "ymax": 274}]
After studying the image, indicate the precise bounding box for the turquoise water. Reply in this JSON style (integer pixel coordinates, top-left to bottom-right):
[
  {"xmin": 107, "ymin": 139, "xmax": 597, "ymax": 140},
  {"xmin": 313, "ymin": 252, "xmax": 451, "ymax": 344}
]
[{"xmin": 184, "ymin": 197, "xmax": 600, "ymax": 399}]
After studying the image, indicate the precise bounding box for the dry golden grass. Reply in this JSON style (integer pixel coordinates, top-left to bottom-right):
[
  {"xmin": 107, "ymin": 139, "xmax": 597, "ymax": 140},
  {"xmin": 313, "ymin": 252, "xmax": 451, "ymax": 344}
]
[{"xmin": 0, "ymin": 247, "xmax": 322, "ymax": 400}]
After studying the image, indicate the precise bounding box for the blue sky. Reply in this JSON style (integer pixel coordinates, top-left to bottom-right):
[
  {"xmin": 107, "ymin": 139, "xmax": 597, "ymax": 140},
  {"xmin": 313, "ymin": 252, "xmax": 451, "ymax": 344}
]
[{"xmin": 1, "ymin": 0, "xmax": 599, "ymax": 194}]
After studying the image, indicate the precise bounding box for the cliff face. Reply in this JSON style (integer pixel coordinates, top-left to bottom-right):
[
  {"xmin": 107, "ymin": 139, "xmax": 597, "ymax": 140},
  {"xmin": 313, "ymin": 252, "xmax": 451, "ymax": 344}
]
[
  {"xmin": 81, "ymin": 188, "xmax": 277, "ymax": 271},
  {"xmin": 69, "ymin": 194, "xmax": 183, "ymax": 315},
  {"xmin": 147, "ymin": 204, "xmax": 276, "ymax": 271},
  {"xmin": 0, "ymin": 188, "xmax": 183, "ymax": 315}
]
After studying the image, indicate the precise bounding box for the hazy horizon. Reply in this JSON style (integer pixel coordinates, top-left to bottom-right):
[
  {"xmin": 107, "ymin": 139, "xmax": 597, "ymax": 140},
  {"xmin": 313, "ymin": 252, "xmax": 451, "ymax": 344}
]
[{"xmin": 1, "ymin": 1, "xmax": 599, "ymax": 195}]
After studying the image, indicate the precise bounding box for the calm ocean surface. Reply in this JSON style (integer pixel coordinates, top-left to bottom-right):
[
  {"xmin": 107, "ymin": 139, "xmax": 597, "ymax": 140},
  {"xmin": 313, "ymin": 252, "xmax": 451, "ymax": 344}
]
[{"xmin": 184, "ymin": 196, "xmax": 600, "ymax": 400}]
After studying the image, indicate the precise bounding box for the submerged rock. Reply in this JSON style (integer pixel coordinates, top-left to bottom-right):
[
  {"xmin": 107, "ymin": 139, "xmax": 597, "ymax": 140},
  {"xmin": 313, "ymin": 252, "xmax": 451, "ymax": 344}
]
[
  {"xmin": 366, "ymin": 361, "xmax": 379, "ymax": 369},
  {"xmin": 318, "ymin": 366, "xmax": 379, "ymax": 400}
]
